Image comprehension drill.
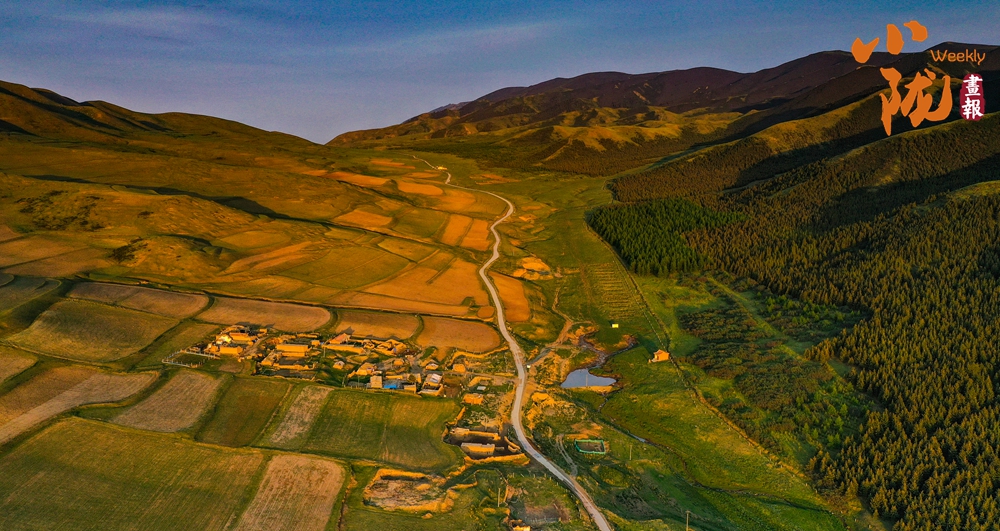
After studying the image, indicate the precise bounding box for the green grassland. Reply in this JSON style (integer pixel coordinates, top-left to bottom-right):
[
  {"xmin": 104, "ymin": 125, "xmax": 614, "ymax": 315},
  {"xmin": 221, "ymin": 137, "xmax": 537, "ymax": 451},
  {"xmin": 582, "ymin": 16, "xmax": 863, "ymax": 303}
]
[
  {"xmin": 528, "ymin": 347, "xmax": 847, "ymax": 531},
  {"xmin": 302, "ymin": 389, "xmax": 463, "ymax": 472}
]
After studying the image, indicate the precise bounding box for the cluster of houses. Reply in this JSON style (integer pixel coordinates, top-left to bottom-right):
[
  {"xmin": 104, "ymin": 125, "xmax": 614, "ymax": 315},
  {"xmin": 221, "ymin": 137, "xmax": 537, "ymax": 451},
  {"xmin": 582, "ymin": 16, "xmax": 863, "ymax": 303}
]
[
  {"xmin": 163, "ymin": 325, "xmax": 267, "ymax": 367},
  {"xmin": 324, "ymin": 332, "xmax": 407, "ymax": 357},
  {"xmin": 346, "ymin": 357, "xmax": 446, "ymax": 396},
  {"xmin": 168, "ymin": 324, "xmax": 492, "ymax": 395},
  {"xmin": 204, "ymin": 325, "xmax": 267, "ymax": 356},
  {"xmin": 258, "ymin": 334, "xmax": 324, "ymax": 373}
]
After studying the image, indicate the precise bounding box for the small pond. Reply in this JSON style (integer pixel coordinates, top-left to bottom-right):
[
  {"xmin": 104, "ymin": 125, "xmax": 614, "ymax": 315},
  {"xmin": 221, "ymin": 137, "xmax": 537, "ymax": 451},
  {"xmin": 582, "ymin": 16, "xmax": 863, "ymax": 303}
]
[{"xmin": 561, "ymin": 368, "xmax": 616, "ymax": 389}]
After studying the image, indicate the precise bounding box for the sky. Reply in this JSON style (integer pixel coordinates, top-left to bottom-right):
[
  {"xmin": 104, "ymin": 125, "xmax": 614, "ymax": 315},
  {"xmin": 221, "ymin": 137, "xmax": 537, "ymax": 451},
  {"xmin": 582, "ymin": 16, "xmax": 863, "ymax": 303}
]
[{"xmin": 1, "ymin": 1, "xmax": 997, "ymax": 143}]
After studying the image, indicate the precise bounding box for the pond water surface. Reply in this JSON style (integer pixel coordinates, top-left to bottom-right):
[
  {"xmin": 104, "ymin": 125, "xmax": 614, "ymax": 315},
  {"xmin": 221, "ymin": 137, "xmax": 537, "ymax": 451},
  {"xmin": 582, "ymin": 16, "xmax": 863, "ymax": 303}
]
[{"xmin": 561, "ymin": 368, "xmax": 616, "ymax": 388}]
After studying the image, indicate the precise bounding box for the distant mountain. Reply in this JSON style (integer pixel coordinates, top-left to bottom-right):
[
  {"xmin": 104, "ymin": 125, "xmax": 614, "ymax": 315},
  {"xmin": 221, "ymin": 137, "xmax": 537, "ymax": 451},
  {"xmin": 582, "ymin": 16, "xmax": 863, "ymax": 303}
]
[
  {"xmin": 0, "ymin": 80, "xmax": 312, "ymax": 147},
  {"xmin": 331, "ymin": 43, "xmax": 999, "ymax": 176}
]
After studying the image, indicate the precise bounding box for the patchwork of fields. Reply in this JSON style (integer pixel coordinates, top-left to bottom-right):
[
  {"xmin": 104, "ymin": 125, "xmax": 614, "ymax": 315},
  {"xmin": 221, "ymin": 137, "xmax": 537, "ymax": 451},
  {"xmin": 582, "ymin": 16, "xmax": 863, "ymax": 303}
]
[{"xmin": 0, "ymin": 147, "xmax": 506, "ymax": 318}]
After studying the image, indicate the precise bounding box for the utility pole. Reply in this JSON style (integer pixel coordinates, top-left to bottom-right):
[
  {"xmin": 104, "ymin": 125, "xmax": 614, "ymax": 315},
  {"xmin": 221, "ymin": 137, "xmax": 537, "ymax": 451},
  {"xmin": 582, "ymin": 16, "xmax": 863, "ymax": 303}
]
[{"xmin": 686, "ymin": 510, "xmax": 691, "ymax": 531}]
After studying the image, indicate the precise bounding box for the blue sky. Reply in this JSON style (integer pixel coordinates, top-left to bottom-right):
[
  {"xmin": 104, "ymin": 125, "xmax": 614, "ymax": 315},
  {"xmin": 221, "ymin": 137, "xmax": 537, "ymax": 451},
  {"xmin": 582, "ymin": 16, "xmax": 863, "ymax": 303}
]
[{"xmin": 1, "ymin": 1, "xmax": 997, "ymax": 142}]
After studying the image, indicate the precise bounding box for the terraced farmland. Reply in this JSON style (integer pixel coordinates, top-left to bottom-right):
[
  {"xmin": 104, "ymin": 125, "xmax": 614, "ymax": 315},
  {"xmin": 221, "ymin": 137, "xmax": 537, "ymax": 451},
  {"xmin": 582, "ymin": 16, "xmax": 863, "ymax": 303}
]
[
  {"xmin": 0, "ymin": 276, "xmax": 59, "ymax": 312},
  {"xmin": 0, "ymin": 347, "xmax": 35, "ymax": 384},
  {"xmin": 303, "ymin": 390, "xmax": 462, "ymax": 471},
  {"xmin": 0, "ymin": 366, "xmax": 99, "ymax": 425},
  {"xmin": 584, "ymin": 263, "xmax": 645, "ymax": 322}
]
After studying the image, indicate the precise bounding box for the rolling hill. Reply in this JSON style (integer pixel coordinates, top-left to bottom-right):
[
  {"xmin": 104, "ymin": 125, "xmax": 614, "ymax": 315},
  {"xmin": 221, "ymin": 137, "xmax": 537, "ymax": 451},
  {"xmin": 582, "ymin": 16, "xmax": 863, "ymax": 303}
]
[
  {"xmin": 3, "ymin": 37, "xmax": 1000, "ymax": 531},
  {"xmin": 332, "ymin": 42, "xmax": 998, "ymax": 177},
  {"xmin": 335, "ymin": 41, "xmax": 1000, "ymax": 531}
]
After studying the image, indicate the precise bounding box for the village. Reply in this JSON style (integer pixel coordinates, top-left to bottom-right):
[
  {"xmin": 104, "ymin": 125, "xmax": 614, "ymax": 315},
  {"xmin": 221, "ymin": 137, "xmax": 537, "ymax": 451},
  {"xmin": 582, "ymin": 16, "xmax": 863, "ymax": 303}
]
[{"xmin": 164, "ymin": 323, "xmax": 522, "ymax": 461}]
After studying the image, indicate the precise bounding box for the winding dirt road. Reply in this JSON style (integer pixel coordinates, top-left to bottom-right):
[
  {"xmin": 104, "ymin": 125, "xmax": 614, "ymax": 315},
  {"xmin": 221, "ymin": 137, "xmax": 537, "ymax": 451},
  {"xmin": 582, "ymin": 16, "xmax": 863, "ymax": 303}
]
[{"xmin": 412, "ymin": 156, "xmax": 613, "ymax": 531}]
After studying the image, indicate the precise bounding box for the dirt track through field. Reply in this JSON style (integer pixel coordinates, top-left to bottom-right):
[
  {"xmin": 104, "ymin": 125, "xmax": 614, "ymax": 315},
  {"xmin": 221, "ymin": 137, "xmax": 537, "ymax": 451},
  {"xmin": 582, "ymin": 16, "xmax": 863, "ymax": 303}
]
[
  {"xmin": 232, "ymin": 455, "xmax": 344, "ymax": 531},
  {"xmin": 113, "ymin": 370, "xmax": 220, "ymax": 432},
  {"xmin": 0, "ymin": 371, "xmax": 155, "ymax": 444},
  {"xmin": 264, "ymin": 385, "xmax": 331, "ymax": 448}
]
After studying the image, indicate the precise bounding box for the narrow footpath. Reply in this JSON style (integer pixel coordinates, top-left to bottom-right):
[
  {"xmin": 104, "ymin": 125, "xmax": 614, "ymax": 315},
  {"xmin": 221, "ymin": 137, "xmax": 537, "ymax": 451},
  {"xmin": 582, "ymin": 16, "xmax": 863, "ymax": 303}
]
[{"xmin": 412, "ymin": 156, "xmax": 614, "ymax": 531}]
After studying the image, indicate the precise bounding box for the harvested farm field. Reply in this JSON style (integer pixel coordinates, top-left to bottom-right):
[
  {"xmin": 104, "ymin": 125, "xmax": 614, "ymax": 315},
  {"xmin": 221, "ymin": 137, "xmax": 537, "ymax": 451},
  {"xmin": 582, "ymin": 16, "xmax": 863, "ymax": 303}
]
[
  {"xmin": 218, "ymin": 230, "xmax": 291, "ymax": 249},
  {"xmin": 335, "ymin": 209, "xmax": 393, "ymax": 228},
  {"xmin": 8, "ymin": 299, "xmax": 179, "ymax": 363},
  {"xmin": 282, "ymin": 245, "xmax": 409, "ymax": 289},
  {"xmin": 303, "ymin": 390, "xmax": 461, "ymax": 471},
  {"xmin": 69, "ymin": 282, "xmax": 208, "ymax": 318},
  {"xmin": 232, "ymin": 455, "xmax": 345, "ymax": 531},
  {"xmin": 417, "ymin": 316, "xmax": 500, "ymax": 352},
  {"xmin": 0, "ymin": 418, "xmax": 264, "ymax": 531},
  {"xmin": 199, "ymin": 297, "xmax": 330, "ymax": 332},
  {"xmin": 113, "ymin": 370, "xmax": 221, "ymax": 432},
  {"xmin": 0, "ymin": 370, "xmax": 155, "ymax": 444},
  {"xmin": 0, "ymin": 235, "xmax": 83, "ymax": 267},
  {"xmin": 198, "ymin": 377, "xmax": 290, "ymax": 447},
  {"xmin": 263, "ymin": 385, "xmax": 331, "ymax": 449},
  {"xmin": 331, "ymin": 291, "xmax": 469, "ymax": 317},
  {"xmin": 335, "ymin": 310, "xmax": 420, "ymax": 339},
  {"xmin": 438, "ymin": 214, "xmax": 473, "ymax": 246},
  {"xmin": 0, "ymin": 366, "xmax": 99, "ymax": 426},
  {"xmin": 364, "ymin": 257, "xmax": 489, "ymax": 307},
  {"xmin": 396, "ymin": 180, "xmax": 443, "ymax": 196},
  {"xmin": 489, "ymin": 272, "xmax": 530, "ymax": 322},
  {"xmin": 460, "ymin": 219, "xmax": 491, "ymax": 251},
  {"xmin": 0, "ymin": 347, "xmax": 35, "ymax": 384},
  {"xmin": 0, "ymin": 276, "xmax": 59, "ymax": 312}
]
